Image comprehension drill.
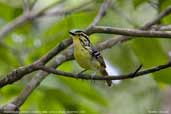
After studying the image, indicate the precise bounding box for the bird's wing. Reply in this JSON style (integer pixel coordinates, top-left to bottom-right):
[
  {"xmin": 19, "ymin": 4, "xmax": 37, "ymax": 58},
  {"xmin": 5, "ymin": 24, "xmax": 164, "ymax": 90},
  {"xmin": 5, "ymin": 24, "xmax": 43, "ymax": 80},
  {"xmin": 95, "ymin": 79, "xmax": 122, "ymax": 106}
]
[{"xmin": 84, "ymin": 44, "xmax": 106, "ymax": 68}]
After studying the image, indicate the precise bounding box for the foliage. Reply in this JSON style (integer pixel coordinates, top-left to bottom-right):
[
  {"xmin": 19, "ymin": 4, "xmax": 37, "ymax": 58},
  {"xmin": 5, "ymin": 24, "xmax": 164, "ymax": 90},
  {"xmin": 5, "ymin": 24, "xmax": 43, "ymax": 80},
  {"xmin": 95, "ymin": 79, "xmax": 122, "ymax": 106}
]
[{"xmin": 0, "ymin": 0, "xmax": 170, "ymax": 114}]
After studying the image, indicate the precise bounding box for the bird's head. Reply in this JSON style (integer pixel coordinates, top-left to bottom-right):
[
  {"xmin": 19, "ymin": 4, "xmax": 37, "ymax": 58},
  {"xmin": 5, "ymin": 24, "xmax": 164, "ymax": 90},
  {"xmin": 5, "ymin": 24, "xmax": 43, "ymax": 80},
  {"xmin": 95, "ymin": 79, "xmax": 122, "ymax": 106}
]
[
  {"xmin": 69, "ymin": 30, "xmax": 85, "ymax": 37},
  {"xmin": 69, "ymin": 29, "xmax": 90, "ymax": 45}
]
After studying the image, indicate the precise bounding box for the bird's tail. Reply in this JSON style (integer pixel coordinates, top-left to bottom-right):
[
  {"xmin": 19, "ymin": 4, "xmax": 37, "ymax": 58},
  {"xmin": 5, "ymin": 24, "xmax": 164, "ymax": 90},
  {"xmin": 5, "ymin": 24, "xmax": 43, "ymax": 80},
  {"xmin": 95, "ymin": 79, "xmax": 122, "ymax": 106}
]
[{"xmin": 100, "ymin": 68, "xmax": 112, "ymax": 87}]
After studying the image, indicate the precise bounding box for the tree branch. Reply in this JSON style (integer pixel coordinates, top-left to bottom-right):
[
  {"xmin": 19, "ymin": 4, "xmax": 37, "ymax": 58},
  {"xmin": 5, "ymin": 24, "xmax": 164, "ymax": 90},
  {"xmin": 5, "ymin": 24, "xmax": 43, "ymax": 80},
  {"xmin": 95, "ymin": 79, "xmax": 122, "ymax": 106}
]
[
  {"xmin": 38, "ymin": 62, "xmax": 171, "ymax": 80},
  {"xmin": 11, "ymin": 48, "xmax": 73, "ymax": 108},
  {"xmin": 0, "ymin": 0, "xmax": 112, "ymax": 113},
  {"xmin": 7, "ymin": 1, "xmax": 166, "ymax": 88},
  {"xmin": 87, "ymin": 0, "xmax": 112, "ymax": 29},
  {"xmin": 1, "ymin": 2, "xmax": 171, "ymax": 114},
  {"xmin": 0, "ymin": 64, "xmax": 38, "ymax": 88},
  {"xmin": 0, "ymin": 37, "xmax": 72, "ymax": 88},
  {"xmin": 0, "ymin": 14, "xmax": 29, "ymax": 40},
  {"xmin": 41, "ymin": 1, "xmax": 93, "ymax": 17},
  {"xmin": 143, "ymin": 5, "xmax": 171, "ymax": 29},
  {"xmin": 0, "ymin": 30, "xmax": 73, "ymax": 88},
  {"xmin": 90, "ymin": 26, "xmax": 171, "ymax": 38},
  {"xmin": 0, "ymin": 1, "xmax": 96, "ymax": 88},
  {"xmin": 96, "ymin": 5, "xmax": 171, "ymax": 50},
  {"xmin": 0, "ymin": 1, "xmax": 171, "ymax": 89},
  {"xmin": 0, "ymin": 0, "xmax": 90, "ymax": 40},
  {"xmin": 0, "ymin": 0, "xmax": 111, "ymax": 88}
]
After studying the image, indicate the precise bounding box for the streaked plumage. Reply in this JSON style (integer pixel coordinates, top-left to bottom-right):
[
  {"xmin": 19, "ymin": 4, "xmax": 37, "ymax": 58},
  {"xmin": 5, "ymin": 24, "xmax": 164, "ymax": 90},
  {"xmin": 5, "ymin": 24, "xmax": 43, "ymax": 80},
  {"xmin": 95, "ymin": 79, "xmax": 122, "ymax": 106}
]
[{"xmin": 69, "ymin": 30, "xmax": 112, "ymax": 86}]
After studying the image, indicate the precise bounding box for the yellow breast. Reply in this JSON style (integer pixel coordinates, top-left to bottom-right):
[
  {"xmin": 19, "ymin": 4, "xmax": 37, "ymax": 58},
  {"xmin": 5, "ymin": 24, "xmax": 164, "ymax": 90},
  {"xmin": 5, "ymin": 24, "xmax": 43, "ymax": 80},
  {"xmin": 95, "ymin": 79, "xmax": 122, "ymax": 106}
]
[{"xmin": 73, "ymin": 37, "xmax": 100, "ymax": 70}]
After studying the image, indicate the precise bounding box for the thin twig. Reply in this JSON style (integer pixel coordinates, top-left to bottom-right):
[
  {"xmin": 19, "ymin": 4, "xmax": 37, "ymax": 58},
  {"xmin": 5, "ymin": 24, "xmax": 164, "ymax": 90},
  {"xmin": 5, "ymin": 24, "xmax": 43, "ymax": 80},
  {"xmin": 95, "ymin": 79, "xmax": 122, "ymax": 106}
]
[
  {"xmin": 0, "ymin": 48, "xmax": 74, "ymax": 113},
  {"xmin": 22, "ymin": 0, "xmax": 30, "ymax": 13},
  {"xmin": 30, "ymin": 0, "xmax": 38, "ymax": 9},
  {"xmin": 151, "ymin": 25, "xmax": 171, "ymax": 31},
  {"xmin": 1, "ymin": 2, "xmax": 171, "ymax": 114},
  {"xmin": 0, "ymin": 38, "xmax": 72, "ymax": 88},
  {"xmin": 5, "ymin": 0, "xmax": 171, "ymax": 88},
  {"xmin": 0, "ymin": 1, "xmax": 112, "ymax": 112},
  {"xmin": 0, "ymin": 0, "xmax": 110, "ymax": 89},
  {"xmin": 130, "ymin": 64, "xmax": 143, "ymax": 78},
  {"xmin": 12, "ymin": 48, "xmax": 73, "ymax": 108},
  {"xmin": 35, "ymin": 0, "xmax": 67, "ymax": 17},
  {"xmin": 41, "ymin": 1, "xmax": 93, "ymax": 17},
  {"xmin": 0, "ymin": 0, "xmax": 68, "ymax": 40},
  {"xmin": 0, "ymin": 15, "xmax": 29, "ymax": 40},
  {"xmin": 96, "ymin": 5, "xmax": 171, "ymax": 50},
  {"xmin": 142, "ymin": 5, "xmax": 171, "ymax": 29},
  {"xmin": 0, "ymin": 0, "xmax": 97, "ymax": 88},
  {"xmin": 86, "ymin": 0, "xmax": 112, "ymax": 31},
  {"xmin": 1, "ymin": 1, "xmax": 171, "ymax": 91},
  {"xmin": 111, "ymin": 4, "xmax": 138, "ymax": 27}
]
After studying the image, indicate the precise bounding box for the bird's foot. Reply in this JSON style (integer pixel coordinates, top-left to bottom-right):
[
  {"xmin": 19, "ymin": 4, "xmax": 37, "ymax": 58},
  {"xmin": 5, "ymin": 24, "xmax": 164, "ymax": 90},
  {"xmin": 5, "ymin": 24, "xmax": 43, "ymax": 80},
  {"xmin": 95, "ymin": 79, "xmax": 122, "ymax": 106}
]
[
  {"xmin": 78, "ymin": 69, "xmax": 87, "ymax": 75},
  {"xmin": 90, "ymin": 72, "xmax": 96, "ymax": 85},
  {"xmin": 76, "ymin": 69, "xmax": 87, "ymax": 79},
  {"xmin": 91, "ymin": 72, "xmax": 96, "ymax": 79}
]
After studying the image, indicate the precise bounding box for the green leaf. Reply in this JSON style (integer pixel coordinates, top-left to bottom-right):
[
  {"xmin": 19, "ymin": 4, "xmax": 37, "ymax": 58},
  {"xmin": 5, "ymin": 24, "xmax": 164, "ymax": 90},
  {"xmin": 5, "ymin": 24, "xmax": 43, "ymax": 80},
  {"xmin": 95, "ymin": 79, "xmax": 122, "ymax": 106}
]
[
  {"xmin": 0, "ymin": 2, "xmax": 22, "ymax": 21},
  {"xmin": 130, "ymin": 38, "xmax": 167, "ymax": 67},
  {"xmin": 133, "ymin": 0, "xmax": 148, "ymax": 8},
  {"xmin": 154, "ymin": 69, "xmax": 171, "ymax": 84},
  {"xmin": 0, "ymin": 2, "xmax": 14, "ymax": 21},
  {"xmin": 105, "ymin": 43, "xmax": 139, "ymax": 73}
]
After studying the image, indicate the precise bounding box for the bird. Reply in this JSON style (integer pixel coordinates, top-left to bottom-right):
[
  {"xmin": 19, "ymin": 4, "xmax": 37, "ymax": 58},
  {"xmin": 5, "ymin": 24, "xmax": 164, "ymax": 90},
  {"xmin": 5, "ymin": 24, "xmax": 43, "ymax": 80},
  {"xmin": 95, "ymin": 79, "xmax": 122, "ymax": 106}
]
[{"xmin": 69, "ymin": 30, "xmax": 112, "ymax": 86}]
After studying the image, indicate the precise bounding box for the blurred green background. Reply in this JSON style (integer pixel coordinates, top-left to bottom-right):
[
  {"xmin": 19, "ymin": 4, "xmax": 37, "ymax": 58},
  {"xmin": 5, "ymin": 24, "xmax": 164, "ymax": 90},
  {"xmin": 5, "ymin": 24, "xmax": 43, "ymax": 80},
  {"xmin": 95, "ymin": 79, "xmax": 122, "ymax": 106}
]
[{"xmin": 0, "ymin": 0, "xmax": 171, "ymax": 114}]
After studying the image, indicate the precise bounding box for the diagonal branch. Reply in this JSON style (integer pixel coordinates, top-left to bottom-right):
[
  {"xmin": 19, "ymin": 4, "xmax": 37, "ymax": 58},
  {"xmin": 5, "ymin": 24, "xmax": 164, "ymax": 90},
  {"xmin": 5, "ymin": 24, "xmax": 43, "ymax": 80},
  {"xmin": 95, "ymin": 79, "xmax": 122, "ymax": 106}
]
[
  {"xmin": 0, "ymin": 14, "xmax": 29, "ymax": 40},
  {"xmin": 0, "ymin": 64, "xmax": 38, "ymax": 88},
  {"xmin": 3, "ymin": 24, "xmax": 171, "ymax": 88},
  {"xmin": 0, "ymin": 38, "xmax": 71, "ymax": 88},
  {"xmin": 41, "ymin": 1, "xmax": 93, "ymax": 17},
  {"xmin": 0, "ymin": 1, "xmax": 96, "ymax": 89},
  {"xmin": 1, "ymin": 2, "xmax": 171, "ymax": 114},
  {"xmin": 0, "ymin": 0, "xmax": 111, "ymax": 88},
  {"xmin": 11, "ymin": 49, "xmax": 73, "ymax": 107},
  {"xmin": 96, "ymin": 5, "xmax": 171, "ymax": 50},
  {"xmin": 0, "ymin": 0, "xmax": 90, "ymax": 40},
  {"xmin": 143, "ymin": 5, "xmax": 171, "ymax": 29},
  {"xmin": 0, "ymin": 0, "xmax": 112, "ymax": 113}
]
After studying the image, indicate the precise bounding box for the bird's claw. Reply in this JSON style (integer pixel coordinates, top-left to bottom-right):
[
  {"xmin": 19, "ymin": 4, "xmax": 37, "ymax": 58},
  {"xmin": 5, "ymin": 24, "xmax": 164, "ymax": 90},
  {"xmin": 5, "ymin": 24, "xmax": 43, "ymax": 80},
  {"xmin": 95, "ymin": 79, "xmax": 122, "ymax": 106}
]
[
  {"xmin": 76, "ymin": 69, "xmax": 87, "ymax": 79},
  {"xmin": 90, "ymin": 72, "xmax": 96, "ymax": 84},
  {"xmin": 91, "ymin": 72, "xmax": 96, "ymax": 79}
]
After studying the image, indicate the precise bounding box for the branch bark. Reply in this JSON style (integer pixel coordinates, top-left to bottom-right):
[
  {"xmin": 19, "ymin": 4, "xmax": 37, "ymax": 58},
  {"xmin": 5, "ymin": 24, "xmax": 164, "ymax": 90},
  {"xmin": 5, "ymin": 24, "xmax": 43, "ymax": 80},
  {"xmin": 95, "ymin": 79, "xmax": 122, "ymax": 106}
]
[
  {"xmin": 0, "ymin": 1, "xmax": 111, "ymax": 113},
  {"xmin": 0, "ymin": 63, "xmax": 38, "ymax": 88},
  {"xmin": 1, "ymin": 2, "xmax": 171, "ymax": 114},
  {"xmin": 3, "ymin": 5, "xmax": 171, "ymax": 88},
  {"xmin": 90, "ymin": 26, "xmax": 171, "ymax": 38},
  {"xmin": 0, "ymin": 0, "xmax": 91, "ymax": 40},
  {"xmin": 0, "ymin": 0, "xmax": 111, "ymax": 88},
  {"xmin": 0, "ymin": 38, "xmax": 72, "ymax": 88}
]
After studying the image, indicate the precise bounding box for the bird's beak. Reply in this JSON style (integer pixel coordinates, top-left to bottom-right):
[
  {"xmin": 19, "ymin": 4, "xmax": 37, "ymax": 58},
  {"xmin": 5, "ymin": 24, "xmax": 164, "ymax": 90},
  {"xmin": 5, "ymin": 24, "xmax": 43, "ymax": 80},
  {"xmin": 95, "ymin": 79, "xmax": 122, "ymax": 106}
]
[{"xmin": 69, "ymin": 31, "xmax": 75, "ymax": 36}]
